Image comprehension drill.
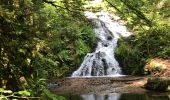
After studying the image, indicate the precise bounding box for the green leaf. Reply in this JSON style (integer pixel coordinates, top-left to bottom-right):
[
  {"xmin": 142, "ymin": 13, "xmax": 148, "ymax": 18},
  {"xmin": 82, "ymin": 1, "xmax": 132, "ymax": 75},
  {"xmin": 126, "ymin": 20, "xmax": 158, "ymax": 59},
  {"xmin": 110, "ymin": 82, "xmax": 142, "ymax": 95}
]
[
  {"xmin": 3, "ymin": 90, "xmax": 12, "ymax": 94},
  {"xmin": 0, "ymin": 88, "xmax": 4, "ymax": 92},
  {"xmin": 18, "ymin": 49, "xmax": 26, "ymax": 54},
  {"xmin": 0, "ymin": 95, "xmax": 8, "ymax": 100},
  {"xmin": 18, "ymin": 90, "xmax": 31, "ymax": 96},
  {"xmin": 43, "ymin": 89, "xmax": 66, "ymax": 100}
]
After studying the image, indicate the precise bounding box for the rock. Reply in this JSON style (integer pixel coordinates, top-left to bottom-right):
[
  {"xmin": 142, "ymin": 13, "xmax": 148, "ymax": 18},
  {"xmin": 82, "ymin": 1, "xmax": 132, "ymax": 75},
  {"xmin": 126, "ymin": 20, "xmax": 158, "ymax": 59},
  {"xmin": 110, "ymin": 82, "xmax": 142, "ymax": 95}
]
[
  {"xmin": 144, "ymin": 77, "xmax": 170, "ymax": 91},
  {"xmin": 144, "ymin": 58, "xmax": 170, "ymax": 77},
  {"xmin": 48, "ymin": 76, "xmax": 149, "ymax": 94},
  {"xmin": 144, "ymin": 58, "xmax": 170, "ymax": 91}
]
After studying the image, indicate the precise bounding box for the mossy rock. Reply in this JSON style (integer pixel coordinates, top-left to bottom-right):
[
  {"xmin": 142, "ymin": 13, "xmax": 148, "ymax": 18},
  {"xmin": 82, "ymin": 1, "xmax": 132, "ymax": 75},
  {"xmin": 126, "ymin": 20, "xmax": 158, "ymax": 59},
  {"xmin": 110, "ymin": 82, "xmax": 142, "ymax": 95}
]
[{"xmin": 144, "ymin": 77, "xmax": 170, "ymax": 91}]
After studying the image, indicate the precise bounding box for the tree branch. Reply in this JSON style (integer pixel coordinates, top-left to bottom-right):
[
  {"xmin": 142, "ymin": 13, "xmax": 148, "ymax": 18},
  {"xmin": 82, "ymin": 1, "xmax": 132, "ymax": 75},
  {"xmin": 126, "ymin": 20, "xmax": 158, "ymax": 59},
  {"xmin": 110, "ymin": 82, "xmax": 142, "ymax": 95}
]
[
  {"xmin": 105, "ymin": 0, "xmax": 123, "ymax": 14},
  {"xmin": 105, "ymin": 0, "xmax": 152, "ymax": 26},
  {"xmin": 119, "ymin": 0, "xmax": 152, "ymax": 26},
  {"xmin": 43, "ymin": 0, "xmax": 84, "ymax": 12},
  {"xmin": 43, "ymin": 0, "xmax": 72, "ymax": 12}
]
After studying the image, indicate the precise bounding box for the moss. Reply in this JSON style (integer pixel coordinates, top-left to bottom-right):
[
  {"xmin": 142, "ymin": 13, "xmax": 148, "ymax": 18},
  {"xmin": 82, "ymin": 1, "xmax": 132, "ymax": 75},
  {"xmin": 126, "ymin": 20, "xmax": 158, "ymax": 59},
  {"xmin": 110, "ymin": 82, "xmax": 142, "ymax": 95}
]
[{"xmin": 144, "ymin": 77, "xmax": 170, "ymax": 91}]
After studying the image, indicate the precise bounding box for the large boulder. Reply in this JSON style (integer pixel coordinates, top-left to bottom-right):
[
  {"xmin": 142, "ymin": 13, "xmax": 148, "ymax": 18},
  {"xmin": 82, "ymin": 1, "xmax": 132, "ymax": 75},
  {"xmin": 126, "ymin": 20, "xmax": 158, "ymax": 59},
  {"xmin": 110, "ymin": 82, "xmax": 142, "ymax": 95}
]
[
  {"xmin": 144, "ymin": 77, "xmax": 170, "ymax": 91},
  {"xmin": 144, "ymin": 58, "xmax": 170, "ymax": 91}
]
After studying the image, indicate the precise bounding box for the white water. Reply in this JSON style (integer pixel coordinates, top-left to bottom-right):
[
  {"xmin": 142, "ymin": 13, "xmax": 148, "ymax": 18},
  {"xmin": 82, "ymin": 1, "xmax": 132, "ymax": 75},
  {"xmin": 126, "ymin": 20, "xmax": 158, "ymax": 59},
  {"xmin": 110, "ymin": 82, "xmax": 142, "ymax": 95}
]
[
  {"xmin": 82, "ymin": 93, "xmax": 121, "ymax": 100},
  {"xmin": 72, "ymin": 11, "xmax": 132, "ymax": 77}
]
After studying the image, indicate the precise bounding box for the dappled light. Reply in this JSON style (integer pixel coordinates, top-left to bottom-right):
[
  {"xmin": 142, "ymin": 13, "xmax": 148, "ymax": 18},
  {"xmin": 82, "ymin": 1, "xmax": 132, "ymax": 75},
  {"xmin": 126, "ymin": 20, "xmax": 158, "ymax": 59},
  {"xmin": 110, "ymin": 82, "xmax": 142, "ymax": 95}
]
[{"xmin": 0, "ymin": 0, "xmax": 170, "ymax": 99}]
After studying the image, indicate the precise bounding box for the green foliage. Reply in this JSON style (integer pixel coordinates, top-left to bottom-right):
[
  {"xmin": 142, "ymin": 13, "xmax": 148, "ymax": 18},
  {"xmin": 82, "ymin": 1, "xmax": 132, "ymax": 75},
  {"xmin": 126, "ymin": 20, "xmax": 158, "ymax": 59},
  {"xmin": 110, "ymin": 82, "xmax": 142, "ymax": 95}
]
[
  {"xmin": 116, "ymin": 24, "xmax": 170, "ymax": 75},
  {"xmin": 0, "ymin": 88, "xmax": 34, "ymax": 100},
  {"xmin": 42, "ymin": 88, "xmax": 66, "ymax": 100},
  {"xmin": 1, "ymin": 0, "xmax": 169, "ymax": 98},
  {"xmin": 0, "ymin": 0, "xmax": 96, "ymax": 99},
  {"xmin": 137, "ymin": 25, "xmax": 170, "ymax": 58},
  {"xmin": 47, "ymin": 21, "xmax": 96, "ymax": 74},
  {"xmin": 18, "ymin": 90, "xmax": 31, "ymax": 96},
  {"xmin": 112, "ymin": 0, "xmax": 170, "ymax": 75},
  {"xmin": 116, "ymin": 38, "xmax": 146, "ymax": 75}
]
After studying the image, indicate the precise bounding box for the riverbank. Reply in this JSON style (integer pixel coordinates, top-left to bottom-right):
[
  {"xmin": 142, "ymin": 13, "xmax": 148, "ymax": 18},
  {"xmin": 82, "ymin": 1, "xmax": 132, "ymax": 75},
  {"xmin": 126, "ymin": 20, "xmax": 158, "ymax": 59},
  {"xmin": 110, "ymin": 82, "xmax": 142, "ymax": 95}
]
[{"xmin": 48, "ymin": 76, "xmax": 150, "ymax": 95}]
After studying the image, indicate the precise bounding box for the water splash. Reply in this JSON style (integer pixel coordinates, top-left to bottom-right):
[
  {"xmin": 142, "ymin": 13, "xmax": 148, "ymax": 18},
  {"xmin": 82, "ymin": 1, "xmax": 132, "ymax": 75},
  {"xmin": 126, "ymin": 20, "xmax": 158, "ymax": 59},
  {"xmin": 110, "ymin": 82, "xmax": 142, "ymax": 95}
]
[{"xmin": 72, "ymin": 11, "xmax": 132, "ymax": 77}]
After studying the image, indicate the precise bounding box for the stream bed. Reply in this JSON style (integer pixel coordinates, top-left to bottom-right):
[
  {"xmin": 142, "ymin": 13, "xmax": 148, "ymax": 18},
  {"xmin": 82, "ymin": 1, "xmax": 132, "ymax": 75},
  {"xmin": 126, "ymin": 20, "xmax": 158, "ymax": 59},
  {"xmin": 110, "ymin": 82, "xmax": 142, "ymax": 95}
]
[{"xmin": 48, "ymin": 76, "xmax": 170, "ymax": 100}]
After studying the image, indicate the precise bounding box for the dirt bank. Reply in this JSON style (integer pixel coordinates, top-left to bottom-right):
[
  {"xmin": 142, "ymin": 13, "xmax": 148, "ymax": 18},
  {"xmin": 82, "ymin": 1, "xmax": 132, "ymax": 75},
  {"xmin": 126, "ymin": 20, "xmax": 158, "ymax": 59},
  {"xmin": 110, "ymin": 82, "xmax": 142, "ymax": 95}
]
[{"xmin": 144, "ymin": 58, "xmax": 170, "ymax": 77}]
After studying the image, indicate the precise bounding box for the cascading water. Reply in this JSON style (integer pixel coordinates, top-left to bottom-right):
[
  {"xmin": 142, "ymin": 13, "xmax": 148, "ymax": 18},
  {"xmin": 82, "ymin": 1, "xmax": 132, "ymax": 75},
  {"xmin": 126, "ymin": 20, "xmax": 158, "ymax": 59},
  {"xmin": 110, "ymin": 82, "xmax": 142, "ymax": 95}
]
[{"xmin": 72, "ymin": 11, "xmax": 132, "ymax": 77}]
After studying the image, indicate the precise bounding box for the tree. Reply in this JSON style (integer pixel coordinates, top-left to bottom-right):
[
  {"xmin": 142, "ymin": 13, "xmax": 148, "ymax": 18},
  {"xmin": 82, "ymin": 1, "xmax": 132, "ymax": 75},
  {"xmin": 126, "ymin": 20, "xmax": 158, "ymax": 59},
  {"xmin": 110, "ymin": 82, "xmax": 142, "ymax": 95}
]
[{"xmin": 0, "ymin": 0, "xmax": 95, "ymax": 97}]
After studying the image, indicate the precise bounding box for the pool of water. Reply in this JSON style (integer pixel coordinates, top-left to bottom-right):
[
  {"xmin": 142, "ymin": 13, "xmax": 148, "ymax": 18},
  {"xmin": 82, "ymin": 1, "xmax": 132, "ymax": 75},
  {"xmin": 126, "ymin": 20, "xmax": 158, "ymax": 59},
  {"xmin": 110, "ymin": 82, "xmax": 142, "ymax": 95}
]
[
  {"xmin": 49, "ymin": 77, "xmax": 170, "ymax": 100},
  {"xmin": 63, "ymin": 93, "xmax": 170, "ymax": 100}
]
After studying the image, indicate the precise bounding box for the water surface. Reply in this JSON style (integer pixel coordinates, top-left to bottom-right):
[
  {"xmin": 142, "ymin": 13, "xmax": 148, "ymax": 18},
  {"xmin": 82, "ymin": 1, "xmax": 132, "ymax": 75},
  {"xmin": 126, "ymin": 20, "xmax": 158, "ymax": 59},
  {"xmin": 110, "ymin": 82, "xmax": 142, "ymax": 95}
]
[{"xmin": 64, "ymin": 93, "xmax": 170, "ymax": 100}]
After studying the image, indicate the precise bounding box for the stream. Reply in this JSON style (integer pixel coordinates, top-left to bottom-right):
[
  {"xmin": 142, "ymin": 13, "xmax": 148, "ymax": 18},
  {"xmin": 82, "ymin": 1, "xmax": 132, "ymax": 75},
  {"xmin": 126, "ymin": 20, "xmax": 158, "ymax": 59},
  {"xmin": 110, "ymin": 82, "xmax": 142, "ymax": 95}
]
[{"xmin": 49, "ymin": 77, "xmax": 170, "ymax": 100}]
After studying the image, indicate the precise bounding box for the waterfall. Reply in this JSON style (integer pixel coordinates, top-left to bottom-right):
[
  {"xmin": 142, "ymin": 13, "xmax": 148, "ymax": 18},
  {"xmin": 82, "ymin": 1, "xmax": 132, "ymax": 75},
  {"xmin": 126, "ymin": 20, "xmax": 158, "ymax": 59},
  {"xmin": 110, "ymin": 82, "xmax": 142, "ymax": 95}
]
[{"xmin": 72, "ymin": 11, "xmax": 132, "ymax": 77}]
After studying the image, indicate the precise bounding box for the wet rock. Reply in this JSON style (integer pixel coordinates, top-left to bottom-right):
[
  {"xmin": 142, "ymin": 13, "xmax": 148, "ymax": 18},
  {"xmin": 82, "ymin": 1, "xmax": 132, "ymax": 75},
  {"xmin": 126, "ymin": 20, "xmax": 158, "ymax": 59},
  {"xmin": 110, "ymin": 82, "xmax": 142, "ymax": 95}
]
[
  {"xmin": 107, "ymin": 36, "xmax": 112, "ymax": 40},
  {"xmin": 48, "ymin": 76, "xmax": 148, "ymax": 94},
  {"xmin": 102, "ymin": 58, "xmax": 108, "ymax": 75},
  {"xmin": 92, "ymin": 61, "xmax": 97, "ymax": 76}
]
